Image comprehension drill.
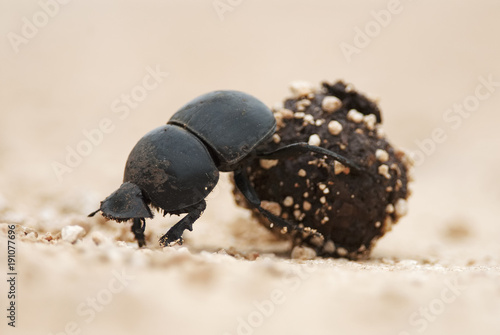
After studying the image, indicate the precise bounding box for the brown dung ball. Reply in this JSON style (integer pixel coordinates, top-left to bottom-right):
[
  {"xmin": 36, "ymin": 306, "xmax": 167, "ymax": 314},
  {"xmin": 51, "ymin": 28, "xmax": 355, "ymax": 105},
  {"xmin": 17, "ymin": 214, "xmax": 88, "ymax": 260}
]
[{"xmin": 233, "ymin": 80, "xmax": 413, "ymax": 259}]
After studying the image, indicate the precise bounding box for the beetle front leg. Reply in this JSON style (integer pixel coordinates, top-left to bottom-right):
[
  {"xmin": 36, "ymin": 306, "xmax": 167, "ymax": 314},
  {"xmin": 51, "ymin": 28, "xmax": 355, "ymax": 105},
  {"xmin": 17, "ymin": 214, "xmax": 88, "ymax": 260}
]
[
  {"xmin": 132, "ymin": 218, "xmax": 147, "ymax": 248},
  {"xmin": 159, "ymin": 200, "xmax": 206, "ymax": 247}
]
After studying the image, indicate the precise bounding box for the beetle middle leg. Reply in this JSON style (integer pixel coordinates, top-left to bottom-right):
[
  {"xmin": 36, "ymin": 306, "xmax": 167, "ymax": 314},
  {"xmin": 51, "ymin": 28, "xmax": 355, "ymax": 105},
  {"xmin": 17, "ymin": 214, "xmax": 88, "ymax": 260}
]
[
  {"xmin": 158, "ymin": 200, "xmax": 206, "ymax": 247},
  {"xmin": 234, "ymin": 169, "xmax": 323, "ymax": 241}
]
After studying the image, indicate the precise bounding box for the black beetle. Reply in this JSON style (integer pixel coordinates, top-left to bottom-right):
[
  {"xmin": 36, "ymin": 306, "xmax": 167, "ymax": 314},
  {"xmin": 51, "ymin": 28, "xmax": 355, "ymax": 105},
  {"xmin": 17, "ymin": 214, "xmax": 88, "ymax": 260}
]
[{"xmin": 89, "ymin": 90, "xmax": 361, "ymax": 247}]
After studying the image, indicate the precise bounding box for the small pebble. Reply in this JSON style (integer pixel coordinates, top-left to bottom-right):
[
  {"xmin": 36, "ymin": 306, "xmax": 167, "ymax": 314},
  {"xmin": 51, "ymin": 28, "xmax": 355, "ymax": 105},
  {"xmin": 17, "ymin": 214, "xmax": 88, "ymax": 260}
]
[
  {"xmin": 308, "ymin": 134, "xmax": 321, "ymax": 146},
  {"xmin": 294, "ymin": 112, "xmax": 305, "ymax": 119},
  {"xmin": 91, "ymin": 231, "xmax": 110, "ymax": 246},
  {"xmin": 261, "ymin": 201, "xmax": 282, "ymax": 216},
  {"xmin": 323, "ymin": 240, "xmax": 335, "ymax": 253},
  {"xmin": 260, "ymin": 159, "xmax": 279, "ymax": 170},
  {"xmin": 296, "ymin": 99, "xmax": 311, "ymax": 112},
  {"xmin": 303, "ymin": 114, "xmax": 314, "ymax": 124},
  {"xmin": 289, "ymin": 81, "xmax": 315, "ymax": 98},
  {"xmin": 363, "ymin": 114, "xmax": 377, "ymax": 130},
  {"xmin": 283, "ymin": 196, "xmax": 294, "ymax": 207},
  {"xmin": 395, "ymin": 199, "xmax": 408, "ymax": 217},
  {"xmin": 347, "ymin": 109, "xmax": 364, "ymax": 123},
  {"xmin": 336, "ymin": 247, "xmax": 348, "ymax": 257},
  {"xmin": 291, "ymin": 246, "xmax": 317, "ymax": 260},
  {"xmin": 321, "ymin": 96, "xmax": 342, "ymax": 113},
  {"xmin": 386, "ymin": 204, "xmax": 395, "ymax": 214},
  {"xmin": 327, "ymin": 120, "xmax": 343, "ymax": 135},
  {"xmin": 378, "ymin": 164, "xmax": 391, "ymax": 179},
  {"xmin": 334, "ymin": 161, "xmax": 349, "ymax": 175},
  {"xmin": 375, "ymin": 149, "xmax": 390, "ymax": 162},
  {"xmin": 61, "ymin": 225, "xmax": 85, "ymax": 243}
]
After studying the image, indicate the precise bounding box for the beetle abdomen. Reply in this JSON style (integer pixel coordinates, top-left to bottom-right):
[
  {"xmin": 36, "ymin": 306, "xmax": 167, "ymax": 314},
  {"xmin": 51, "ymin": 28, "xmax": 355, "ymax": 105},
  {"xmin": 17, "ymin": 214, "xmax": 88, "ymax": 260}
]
[
  {"xmin": 169, "ymin": 90, "xmax": 276, "ymax": 171},
  {"xmin": 124, "ymin": 125, "xmax": 219, "ymax": 212}
]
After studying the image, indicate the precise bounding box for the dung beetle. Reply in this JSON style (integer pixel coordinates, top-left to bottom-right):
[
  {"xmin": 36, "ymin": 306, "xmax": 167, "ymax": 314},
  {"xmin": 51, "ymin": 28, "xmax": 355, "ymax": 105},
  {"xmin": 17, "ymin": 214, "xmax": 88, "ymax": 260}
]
[{"xmin": 89, "ymin": 90, "xmax": 362, "ymax": 247}]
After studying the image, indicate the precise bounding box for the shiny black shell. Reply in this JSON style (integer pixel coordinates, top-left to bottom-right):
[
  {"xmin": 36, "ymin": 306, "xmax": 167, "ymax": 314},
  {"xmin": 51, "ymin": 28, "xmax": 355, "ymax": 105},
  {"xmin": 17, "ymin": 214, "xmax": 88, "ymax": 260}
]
[
  {"xmin": 124, "ymin": 125, "xmax": 219, "ymax": 212},
  {"xmin": 169, "ymin": 90, "xmax": 276, "ymax": 171}
]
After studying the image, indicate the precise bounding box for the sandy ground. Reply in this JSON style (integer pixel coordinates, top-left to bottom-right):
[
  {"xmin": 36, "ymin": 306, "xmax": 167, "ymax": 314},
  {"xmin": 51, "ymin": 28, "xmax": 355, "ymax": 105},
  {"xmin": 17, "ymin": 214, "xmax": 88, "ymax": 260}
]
[{"xmin": 1, "ymin": 1, "xmax": 500, "ymax": 334}]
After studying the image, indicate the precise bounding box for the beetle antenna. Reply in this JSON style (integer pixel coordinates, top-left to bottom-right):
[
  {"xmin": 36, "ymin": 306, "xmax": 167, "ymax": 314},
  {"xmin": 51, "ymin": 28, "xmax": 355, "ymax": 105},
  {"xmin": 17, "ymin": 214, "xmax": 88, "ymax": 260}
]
[{"xmin": 88, "ymin": 209, "xmax": 100, "ymax": 217}]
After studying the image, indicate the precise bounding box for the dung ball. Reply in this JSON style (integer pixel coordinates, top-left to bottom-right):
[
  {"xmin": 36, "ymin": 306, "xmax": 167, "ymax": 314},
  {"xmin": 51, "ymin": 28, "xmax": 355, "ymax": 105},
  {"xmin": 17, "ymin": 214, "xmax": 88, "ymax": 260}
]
[{"xmin": 233, "ymin": 81, "xmax": 413, "ymax": 259}]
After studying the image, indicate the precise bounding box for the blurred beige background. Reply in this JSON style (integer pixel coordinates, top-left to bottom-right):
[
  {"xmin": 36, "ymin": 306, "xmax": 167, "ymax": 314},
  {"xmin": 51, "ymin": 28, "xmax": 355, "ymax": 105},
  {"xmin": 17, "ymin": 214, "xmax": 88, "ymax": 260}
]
[{"xmin": 1, "ymin": 1, "xmax": 500, "ymax": 335}]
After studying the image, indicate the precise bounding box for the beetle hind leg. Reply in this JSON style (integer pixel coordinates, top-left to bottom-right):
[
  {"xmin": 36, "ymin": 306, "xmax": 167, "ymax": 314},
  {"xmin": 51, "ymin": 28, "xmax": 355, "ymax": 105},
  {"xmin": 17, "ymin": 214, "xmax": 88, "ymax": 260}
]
[
  {"xmin": 234, "ymin": 169, "xmax": 323, "ymax": 242},
  {"xmin": 256, "ymin": 142, "xmax": 363, "ymax": 172},
  {"xmin": 159, "ymin": 201, "xmax": 206, "ymax": 247}
]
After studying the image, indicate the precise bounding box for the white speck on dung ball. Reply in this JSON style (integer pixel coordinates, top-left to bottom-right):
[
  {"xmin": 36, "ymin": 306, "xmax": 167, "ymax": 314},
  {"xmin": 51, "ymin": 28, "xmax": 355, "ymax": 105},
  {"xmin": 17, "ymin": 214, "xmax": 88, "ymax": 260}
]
[
  {"xmin": 296, "ymin": 99, "xmax": 311, "ymax": 112},
  {"xmin": 61, "ymin": 225, "xmax": 85, "ymax": 243},
  {"xmin": 321, "ymin": 96, "xmax": 342, "ymax": 113},
  {"xmin": 259, "ymin": 159, "xmax": 279, "ymax": 169},
  {"xmin": 378, "ymin": 164, "xmax": 391, "ymax": 179},
  {"xmin": 293, "ymin": 210, "xmax": 303, "ymax": 220},
  {"xmin": 375, "ymin": 149, "xmax": 389, "ymax": 162},
  {"xmin": 376, "ymin": 126, "xmax": 385, "ymax": 139},
  {"xmin": 363, "ymin": 114, "xmax": 377, "ymax": 130},
  {"xmin": 298, "ymin": 169, "xmax": 307, "ymax": 177},
  {"xmin": 283, "ymin": 196, "xmax": 294, "ymax": 207},
  {"xmin": 261, "ymin": 201, "xmax": 282, "ymax": 216},
  {"xmin": 395, "ymin": 199, "xmax": 408, "ymax": 217},
  {"xmin": 289, "ymin": 81, "xmax": 315, "ymax": 98},
  {"xmin": 294, "ymin": 112, "xmax": 305, "ymax": 119},
  {"xmin": 386, "ymin": 204, "xmax": 395, "ymax": 214},
  {"xmin": 347, "ymin": 109, "xmax": 364, "ymax": 123},
  {"xmin": 308, "ymin": 134, "xmax": 321, "ymax": 146},
  {"xmin": 276, "ymin": 108, "xmax": 294, "ymax": 119},
  {"xmin": 334, "ymin": 161, "xmax": 350, "ymax": 175},
  {"xmin": 272, "ymin": 102, "xmax": 284, "ymax": 111},
  {"xmin": 328, "ymin": 120, "xmax": 343, "ymax": 135},
  {"xmin": 303, "ymin": 114, "xmax": 315, "ymax": 124},
  {"xmin": 272, "ymin": 134, "xmax": 281, "ymax": 143}
]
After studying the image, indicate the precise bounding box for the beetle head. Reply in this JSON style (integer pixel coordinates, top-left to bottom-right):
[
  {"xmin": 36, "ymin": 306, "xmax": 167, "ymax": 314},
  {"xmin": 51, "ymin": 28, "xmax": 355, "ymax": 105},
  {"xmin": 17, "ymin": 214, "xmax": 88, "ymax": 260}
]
[{"xmin": 89, "ymin": 182, "xmax": 153, "ymax": 221}]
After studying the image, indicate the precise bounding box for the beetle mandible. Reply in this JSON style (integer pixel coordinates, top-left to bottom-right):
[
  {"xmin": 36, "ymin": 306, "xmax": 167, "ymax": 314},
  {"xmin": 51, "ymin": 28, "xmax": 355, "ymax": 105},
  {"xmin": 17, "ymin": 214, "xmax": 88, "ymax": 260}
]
[{"xmin": 89, "ymin": 90, "xmax": 362, "ymax": 247}]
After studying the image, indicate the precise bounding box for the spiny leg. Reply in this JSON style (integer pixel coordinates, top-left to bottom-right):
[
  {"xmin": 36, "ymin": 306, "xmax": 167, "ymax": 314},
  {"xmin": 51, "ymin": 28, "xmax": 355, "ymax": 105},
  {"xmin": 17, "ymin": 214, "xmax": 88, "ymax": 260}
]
[
  {"xmin": 159, "ymin": 200, "xmax": 206, "ymax": 247},
  {"xmin": 234, "ymin": 169, "xmax": 322, "ymax": 241},
  {"xmin": 256, "ymin": 142, "xmax": 362, "ymax": 172},
  {"xmin": 132, "ymin": 218, "xmax": 146, "ymax": 248}
]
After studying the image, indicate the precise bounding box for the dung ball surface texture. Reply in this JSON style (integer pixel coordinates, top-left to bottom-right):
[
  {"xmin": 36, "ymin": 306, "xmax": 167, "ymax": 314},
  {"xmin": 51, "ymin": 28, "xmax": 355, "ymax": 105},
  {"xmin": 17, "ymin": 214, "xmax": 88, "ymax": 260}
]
[{"xmin": 233, "ymin": 81, "xmax": 413, "ymax": 259}]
